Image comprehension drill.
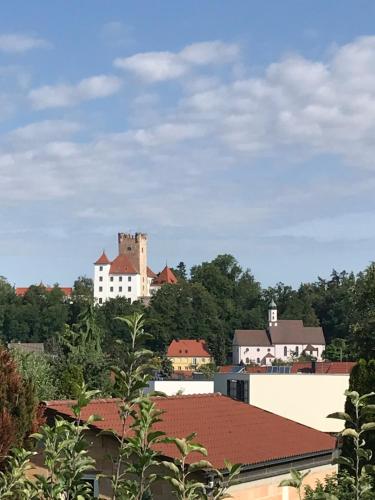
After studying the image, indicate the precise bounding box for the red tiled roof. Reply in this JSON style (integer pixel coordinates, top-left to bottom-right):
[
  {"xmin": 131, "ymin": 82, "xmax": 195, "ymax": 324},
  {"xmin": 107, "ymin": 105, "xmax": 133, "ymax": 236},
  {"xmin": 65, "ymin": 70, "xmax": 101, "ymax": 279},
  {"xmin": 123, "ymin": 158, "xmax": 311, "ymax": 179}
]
[
  {"xmin": 46, "ymin": 394, "xmax": 335, "ymax": 469},
  {"xmin": 291, "ymin": 361, "xmax": 355, "ymax": 374},
  {"xmin": 147, "ymin": 266, "xmax": 157, "ymax": 278},
  {"xmin": 153, "ymin": 266, "xmax": 178, "ymax": 285},
  {"xmin": 167, "ymin": 339, "xmax": 211, "ymax": 357},
  {"xmin": 109, "ymin": 255, "xmax": 138, "ymax": 275},
  {"xmin": 95, "ymin": 251, "xmax": 111, "ymax": 265},
  {"xmin": 16, "ymin": 286, "xmax": 73, "ymax": 297}
]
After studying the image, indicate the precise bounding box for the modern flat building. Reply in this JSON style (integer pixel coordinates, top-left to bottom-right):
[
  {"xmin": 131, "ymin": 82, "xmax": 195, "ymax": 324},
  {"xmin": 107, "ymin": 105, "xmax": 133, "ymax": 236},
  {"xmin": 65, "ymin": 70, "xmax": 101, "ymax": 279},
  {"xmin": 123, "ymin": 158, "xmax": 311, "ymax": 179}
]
[
  {"xmin": 214, "ymin": 362, "xmax": 354, "ymax": 432},
  {"xmin": 94, "ymin": 232, "xmax": 177, "ymax": 304},
  {"xmin": 233, "ymin": 300, "xmax": 325, "ymax": 365}
]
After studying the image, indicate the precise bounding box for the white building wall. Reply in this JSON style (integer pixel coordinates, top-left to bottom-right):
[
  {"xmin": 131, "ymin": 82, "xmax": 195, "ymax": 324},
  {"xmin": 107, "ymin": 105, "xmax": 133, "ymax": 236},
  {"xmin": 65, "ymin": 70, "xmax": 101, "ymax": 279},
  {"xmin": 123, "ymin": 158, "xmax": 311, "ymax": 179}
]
[
  {"xmin": 145, "ymin": 380, "xmax": 214, "ymax": 396},
  {"xmin": 238, "ymin": 346, "xmax": 276, "ymax": 364},
  {"xmin": 214, "ymin": 372, "xmax": 349, "ymax": 432},
  {"xmin": 94, "ymin": 263, "xmax": 110, "ymax": 305},
  {"xmin": 274, "ymin": 344, "xmax": 324, "ymax": 361}
]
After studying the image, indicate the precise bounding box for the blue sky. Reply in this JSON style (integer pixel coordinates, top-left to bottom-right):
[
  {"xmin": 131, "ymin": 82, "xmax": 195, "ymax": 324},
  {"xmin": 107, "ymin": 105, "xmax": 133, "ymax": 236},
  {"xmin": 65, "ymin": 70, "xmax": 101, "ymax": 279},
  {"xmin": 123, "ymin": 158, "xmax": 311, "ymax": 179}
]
[{"xmin": 1, "ymin": 1, "xmax": 375, "ymax": 288}]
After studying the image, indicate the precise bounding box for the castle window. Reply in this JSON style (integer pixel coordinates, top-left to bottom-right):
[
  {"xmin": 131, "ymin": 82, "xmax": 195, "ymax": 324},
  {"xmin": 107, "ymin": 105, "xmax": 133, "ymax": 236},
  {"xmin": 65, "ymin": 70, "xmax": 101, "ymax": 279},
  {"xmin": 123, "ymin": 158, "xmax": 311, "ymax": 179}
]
[
  {"xmin": 99, "ymin": 276, "xmax": 103, "ymax": 282},
  {"xmin": 119, "ymin": 276, "xmax": 122, "ymax": 282},
  {"xmin": 128, "ymin": 276, "xmax": 131, "ymax": 282},
  {"xmin": 99, "ymin": 266, "xmax": 103, "ymax": 271},
  {"xmin": 110, "ymin": 287, "xmax": 114, "ymax": 292},
  {"xmin": 142, "ymin": 247, "xmax": 144, "ymax": 253},
  {"xmin": 110, "ymin": 277, "xmax": 113, "ymax": 282},
  {"xmin": 99, "ymin": 286, "xmax": 103, "ymax": 292},
  {"xmin": 284, "ymin": 346, "xmax": 287, "ymax": 357},
  {"xmin": 128, "ymin": 286, "xmax": 131, "ymax": 292},
  {"xmin": 119, "ymin": 287, "xmax": 122, "ymax": 292}
]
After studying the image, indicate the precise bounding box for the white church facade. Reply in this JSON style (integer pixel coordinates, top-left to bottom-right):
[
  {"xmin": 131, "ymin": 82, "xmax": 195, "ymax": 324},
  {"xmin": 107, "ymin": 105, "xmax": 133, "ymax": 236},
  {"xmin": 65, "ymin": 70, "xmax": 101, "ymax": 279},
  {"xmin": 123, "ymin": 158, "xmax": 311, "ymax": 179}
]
[
  {"xmin": 94, "ymin": 232, "xmax": 177, "ymax": 304},
  {"xmin": 233, "ymin": 300, "xmax": 326, "ymax": 366}
]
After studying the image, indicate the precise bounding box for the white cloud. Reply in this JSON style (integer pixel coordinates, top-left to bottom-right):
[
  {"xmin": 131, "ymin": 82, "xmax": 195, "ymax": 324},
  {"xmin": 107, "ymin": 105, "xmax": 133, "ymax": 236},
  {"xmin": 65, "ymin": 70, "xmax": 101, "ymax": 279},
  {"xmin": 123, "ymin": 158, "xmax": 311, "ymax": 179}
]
[
  {"xmin": 0, "ymin": 33, "xmax": 50, "ymax": 53},
  {"xmin": 114, "ymin": 40, "xmax": 239, "ymax": 82},
  {"xmin": 100, "ymin": 21, "xmax": 134, "ymax": 47},
  {"xmin": 29, "ymin": 75, "xmax": 122, "ymax": 109}
]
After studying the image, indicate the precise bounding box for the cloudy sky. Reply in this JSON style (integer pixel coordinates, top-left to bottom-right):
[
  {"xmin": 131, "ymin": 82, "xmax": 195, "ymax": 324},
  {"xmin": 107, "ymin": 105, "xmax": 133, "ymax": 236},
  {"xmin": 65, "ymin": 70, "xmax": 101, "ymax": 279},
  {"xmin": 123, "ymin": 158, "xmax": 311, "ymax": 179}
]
[{"xmin": 1, "ymin": 0, "xmax": 375, "ymax": 288}]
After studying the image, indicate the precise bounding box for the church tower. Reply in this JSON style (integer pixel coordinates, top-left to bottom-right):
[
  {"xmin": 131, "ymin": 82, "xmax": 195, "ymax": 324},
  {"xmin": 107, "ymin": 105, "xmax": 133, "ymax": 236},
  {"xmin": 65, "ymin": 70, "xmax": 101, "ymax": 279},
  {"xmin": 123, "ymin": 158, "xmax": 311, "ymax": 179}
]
[
  {"xmin": 268, "ymin": 299, "xmax": 278, "ymax": 326},
  {"xmin": 118, "ymin": 232, "xmax": 148, "ymax": 296}
]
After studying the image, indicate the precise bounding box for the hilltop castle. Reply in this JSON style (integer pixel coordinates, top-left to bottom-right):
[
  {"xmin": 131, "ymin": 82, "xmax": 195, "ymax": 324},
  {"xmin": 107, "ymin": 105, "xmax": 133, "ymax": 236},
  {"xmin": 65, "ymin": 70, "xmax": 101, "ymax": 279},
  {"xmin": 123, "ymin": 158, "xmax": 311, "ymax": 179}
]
[{"xmin": 94, "ymin": 232, "xmax": 177, "ymax": 304}]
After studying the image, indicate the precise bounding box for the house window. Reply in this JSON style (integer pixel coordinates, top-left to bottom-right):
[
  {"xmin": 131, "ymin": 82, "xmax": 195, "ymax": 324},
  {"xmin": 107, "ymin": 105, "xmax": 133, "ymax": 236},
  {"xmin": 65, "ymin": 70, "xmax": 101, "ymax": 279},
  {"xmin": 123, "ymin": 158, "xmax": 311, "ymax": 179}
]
[
  {"xmin": 83, "ymin": 474, "xmax": 99, "ymax": 498},
  {"xmin": 98, "ymin": 298, "xmax": 102, "ymax": 304},
  {"xmin": 110, "ymin": 287, "xmax": 113, "ymax": 292},
  {"xmin": 284, "ymin": 346, "xmax": 287, "ymax": 357},
  {"xmin": 110, "ymin": 276, "xmax": 114, "ymax": 282},
  {"xmin": 119, "ymin": 276, "xmax": 122, "ymax": 282},
  {"xmin": 99, "ymin": 276, "xmax": 103, "ymax": 282},
  {"xmin": 128, "ymin": 286, "xmax": 131, "ymax": 292},
  {"xmin": 128, "ymin": 276, "xmax": 131, "ymax": 282},
  {"xmin": 227, "ymin": 380, "xmax": 249, "ymax": 403},
  {"xmin": 99, "ymin": 286, "xmax": 103, "ymax": 292},
  {"xmin": 192, "ymin": 358, "xmax": 197, "ymax": 365},
  {"xmin": 99, "ymin": 266, "xmax": 103, "ymax": 271},
  {"xmin": 119, "ymin": 287, "xmax": 122, "ymax": 292}
]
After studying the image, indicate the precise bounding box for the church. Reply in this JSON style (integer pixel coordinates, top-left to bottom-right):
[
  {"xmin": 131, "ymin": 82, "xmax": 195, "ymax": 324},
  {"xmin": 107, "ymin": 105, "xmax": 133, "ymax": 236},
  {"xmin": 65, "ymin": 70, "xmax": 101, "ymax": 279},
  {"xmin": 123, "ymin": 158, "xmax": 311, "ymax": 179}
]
[
  {"xmin": 232, "ymin": 301, "xmax": 326, "ymax": 365},
  {"xmin": 94, "ymin": 232, "xmax": 177, "ymax": 304}
]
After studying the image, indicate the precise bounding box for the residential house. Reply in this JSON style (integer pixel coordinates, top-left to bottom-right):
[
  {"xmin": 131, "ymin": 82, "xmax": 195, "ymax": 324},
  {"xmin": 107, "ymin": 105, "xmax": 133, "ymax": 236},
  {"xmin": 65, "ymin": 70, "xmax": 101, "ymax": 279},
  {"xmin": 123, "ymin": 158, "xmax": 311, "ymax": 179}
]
[
  {"xmin": 30, "ymin": 394, "xmax": 337, "ymax": 499},
  {"xmin": 233, "ymin": 300, "xmax": 325, "ymax": 365},
  {"xmin": 167, "ymin": 339, "xmax": 212, "ymax": 371}
]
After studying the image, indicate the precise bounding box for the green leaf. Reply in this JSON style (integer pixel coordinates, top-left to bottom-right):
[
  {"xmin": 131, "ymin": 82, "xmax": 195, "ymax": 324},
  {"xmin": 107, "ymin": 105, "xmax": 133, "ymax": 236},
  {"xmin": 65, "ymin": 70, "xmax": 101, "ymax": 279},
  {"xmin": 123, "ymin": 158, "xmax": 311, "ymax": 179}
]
[
  {"xmin": 188, "ymin": 460, "xmax": 213, "ymax": 471},
  {"xmin": 361, "ymin": 422, "xmax": 375, "ymax": 432},
  {"xmin": 341, "ymin": 428, "xmax": 359, "ymax": 439},
  {"xmin": 326, "ymin": 412, "xmax": 354, "ymax": 423}
]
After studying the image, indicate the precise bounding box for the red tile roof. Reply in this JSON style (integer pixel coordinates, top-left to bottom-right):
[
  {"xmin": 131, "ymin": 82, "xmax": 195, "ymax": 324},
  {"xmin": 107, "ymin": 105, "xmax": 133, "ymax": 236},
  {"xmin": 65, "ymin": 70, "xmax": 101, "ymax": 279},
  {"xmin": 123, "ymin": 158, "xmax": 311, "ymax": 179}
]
[
  {"xmin": 291, "ymin": 361, "xmax": 355, "ymax": 374},
  {"xmin": 153, "ymin": 266, "xmax": 178, "ymax": 285},
  {"xmin": 16, "ymin": 286, "xmax": 73, "ymax": 297},
  {"xmin": 95, "ymin": 251, "xmax": 111, "ymax": 265},
  {"xmin": 147, "ymin": 266, "xmax": 157, "ymax": 278},
  {"xmin": 46, "ymin": 394, "xmax": 335, "ymax": 469},
  {"xmin": 109, "ymin": 255, "xmax": 138, "ymax": 275},
  {"xmin": 167, "ymin": 339, "xmax": 211, "ymax": 357}
]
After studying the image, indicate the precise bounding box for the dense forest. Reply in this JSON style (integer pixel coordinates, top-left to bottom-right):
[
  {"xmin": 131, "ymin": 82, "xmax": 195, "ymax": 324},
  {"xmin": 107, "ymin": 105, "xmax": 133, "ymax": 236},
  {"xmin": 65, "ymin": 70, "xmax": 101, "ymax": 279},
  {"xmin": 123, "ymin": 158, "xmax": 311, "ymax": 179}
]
[{"xmin": 1, "ymin": 254, "xmax": 375, "ymax": 364}]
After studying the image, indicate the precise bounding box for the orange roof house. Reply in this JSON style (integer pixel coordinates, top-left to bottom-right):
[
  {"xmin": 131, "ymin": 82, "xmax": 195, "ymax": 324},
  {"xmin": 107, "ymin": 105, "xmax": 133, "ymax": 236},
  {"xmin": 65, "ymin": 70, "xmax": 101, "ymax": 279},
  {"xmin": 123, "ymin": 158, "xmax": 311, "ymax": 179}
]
[
  {"xmin": 167, "ymin": 339, "xmax": 213, "ymax": 371},
  {"xmin": 16, "ymin": 286, "xmax": 73, "ymax": 297},
  {"xmin": 38, "ymin": 394, "xmax": 337, "ymax": 499},
  {"xmin": 152, "ymin": 265, "xmax": 178, "ymax": 286}
]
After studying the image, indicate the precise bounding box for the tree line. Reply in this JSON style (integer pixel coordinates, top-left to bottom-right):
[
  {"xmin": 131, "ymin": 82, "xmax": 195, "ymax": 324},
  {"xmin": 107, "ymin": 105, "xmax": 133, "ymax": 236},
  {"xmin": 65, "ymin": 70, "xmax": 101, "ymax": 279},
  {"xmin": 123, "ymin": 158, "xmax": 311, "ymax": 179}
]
[{"xmin": 1, "ymin": 254, "xmax": 375, "ymax": 363}]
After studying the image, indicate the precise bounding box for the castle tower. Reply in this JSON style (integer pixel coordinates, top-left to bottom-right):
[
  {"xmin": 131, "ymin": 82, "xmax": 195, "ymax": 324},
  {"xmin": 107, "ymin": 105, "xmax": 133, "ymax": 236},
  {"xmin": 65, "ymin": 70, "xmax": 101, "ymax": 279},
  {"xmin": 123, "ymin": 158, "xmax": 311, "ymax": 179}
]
[
  {"xmin": 118, "ymin": 232, "xmax": 148, "ymax": 296},
  {"xmin": 268, "ymin": 299, "xmax": 278, "ymax": 327}
]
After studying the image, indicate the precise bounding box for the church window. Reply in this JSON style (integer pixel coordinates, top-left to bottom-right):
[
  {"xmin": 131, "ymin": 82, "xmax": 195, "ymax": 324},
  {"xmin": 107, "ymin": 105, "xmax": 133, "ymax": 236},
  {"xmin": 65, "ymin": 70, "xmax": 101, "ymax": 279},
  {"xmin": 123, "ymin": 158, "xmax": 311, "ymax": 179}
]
[
  {"xmin": 267, "ymin": 348, "xmax": 271, "ymax": 352},
  {"xmin": 99, "ymin": 286, "xmax": 103, "ymax": 292},
  {"xmin": 110, "ymin": 287, "xmax": 113, "ymax": 292},
  {"xmin": 99, "ymin": 266, "xmax": 103, "ymax": 271},
  {"xmin": 284, "ymin": 346, "xmax": 287, "ymax": 356},
  {"xmin": 257, "ymin": 357, "xmax": 260, "ymax": 364},
  {"xmin": 128, "ymin": 276, "xmax": 131, "ymax": 281},
  {"xmin": 257, "ymin": 348, "xmax": 260, "ymax": 352},
  {"xmin": 119, "ymin": 287, "xmax": 122, "ymax": 292},
  {"xmin": 245, "ymin": 357, "xmax": 250, "ymax": 364},
  {"xmin": 99, "ymin": 276, "xmax": 103, "ymax": 282},
  {"xmin": 295, "ymin": 346, "xmax": 299, "ymax": 355},
  {"xmin": 128, "ymin": 286, "xmax": 131, "ymax": 292}
]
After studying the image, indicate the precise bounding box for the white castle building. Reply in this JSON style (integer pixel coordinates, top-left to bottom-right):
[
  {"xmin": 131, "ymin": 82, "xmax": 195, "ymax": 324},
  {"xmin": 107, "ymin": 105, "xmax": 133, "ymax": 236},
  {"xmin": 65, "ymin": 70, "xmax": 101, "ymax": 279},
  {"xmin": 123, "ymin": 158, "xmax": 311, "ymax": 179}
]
[
  {"xmin": 94, "ymin": 232, "xmax": 177, "ymax": 304},
  {"xmin": 233, "ymin": 300, "xmax": 326, "ymax": 365}
]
